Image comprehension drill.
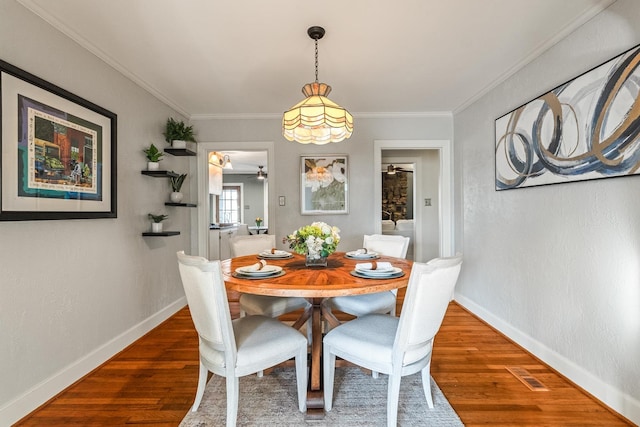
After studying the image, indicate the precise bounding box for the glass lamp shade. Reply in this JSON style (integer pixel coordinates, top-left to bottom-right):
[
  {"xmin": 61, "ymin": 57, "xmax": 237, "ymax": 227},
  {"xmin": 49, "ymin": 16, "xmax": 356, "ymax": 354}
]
[{"xmin": 283, "ymin": 82, "xmax": 353, "ymax": 145}]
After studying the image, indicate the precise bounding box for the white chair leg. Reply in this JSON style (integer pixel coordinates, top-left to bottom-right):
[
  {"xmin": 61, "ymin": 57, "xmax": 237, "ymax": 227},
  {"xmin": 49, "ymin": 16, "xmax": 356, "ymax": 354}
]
[
  {"xmin": 372, "ymin": 370, "xmax": 380, "ymax": 379},
  {"xmin": 191, "ymin": 361, "xmax": 209, "ymax": 412},
  {"xmin": 295, "ymin": 345, "xmax": 308, "ymax": 412},
  {"xmin": 386, "ymin": 374, "xmax": 402, "ymax": 427},
  {"xmin": 256, "ymin": 370, "xmax": 263, "ymax": 377},
  {"xmin": 226, "ymin": 376, "xmax": 239, "ymax": 427},
  {"xmin": 323, "ymin": 345, "xmax": 336, "ymax": 411},
  {"xmin": 421, "ymin": 361, "xmax": 434, "ymax": 409}
]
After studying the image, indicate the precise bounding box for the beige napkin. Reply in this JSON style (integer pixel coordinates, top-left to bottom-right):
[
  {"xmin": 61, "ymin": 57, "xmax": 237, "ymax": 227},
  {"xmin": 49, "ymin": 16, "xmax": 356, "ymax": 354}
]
[
  {"xmin": 355, "ymin": 261, "xmax": 393, "ymax": 271},
  {"xmin": 244, "ymin": 259, "xmax": 267, "ymax": 271}
]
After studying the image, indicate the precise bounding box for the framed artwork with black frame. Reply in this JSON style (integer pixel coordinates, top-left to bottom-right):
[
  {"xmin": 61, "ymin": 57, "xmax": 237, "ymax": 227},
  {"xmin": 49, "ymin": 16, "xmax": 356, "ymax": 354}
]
[
  {"xmin": 0, "ymin": 59, "xmax": 117, "ymax": 220},
  {"xmin": 300, "ymin": 154, "xmax": 348, "ymax": 215}
]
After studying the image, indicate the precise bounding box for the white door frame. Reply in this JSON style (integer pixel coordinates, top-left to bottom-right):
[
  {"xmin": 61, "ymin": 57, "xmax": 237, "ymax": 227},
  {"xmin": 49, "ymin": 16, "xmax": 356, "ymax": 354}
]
[{"xmin": 373, "ymin": 140, "xmax": 453, "ymax": 259}]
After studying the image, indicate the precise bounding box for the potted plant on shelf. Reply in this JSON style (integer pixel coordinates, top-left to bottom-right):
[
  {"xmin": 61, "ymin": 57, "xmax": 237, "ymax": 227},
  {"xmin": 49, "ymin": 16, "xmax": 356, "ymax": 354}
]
[
  {"xmin": 163, "ymin": 117, "xmax": 196, "ymax": 148},
  {"xmin": 148, "ymin": 213, "xmax": 168, "ymax": 233},
  {"xmin": 169, "ymin": 173, "xmax": 187, "ymax": 203},
  {"xmin": 143, "ymin": 143, "xmax": 163, "ymax": 170}
]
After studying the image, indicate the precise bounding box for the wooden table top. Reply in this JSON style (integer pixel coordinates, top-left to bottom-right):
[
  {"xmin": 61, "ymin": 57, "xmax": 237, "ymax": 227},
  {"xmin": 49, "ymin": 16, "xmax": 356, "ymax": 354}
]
[{"xmin": 222, "ymin": 251, "xmax": 413, "ymax": 298}]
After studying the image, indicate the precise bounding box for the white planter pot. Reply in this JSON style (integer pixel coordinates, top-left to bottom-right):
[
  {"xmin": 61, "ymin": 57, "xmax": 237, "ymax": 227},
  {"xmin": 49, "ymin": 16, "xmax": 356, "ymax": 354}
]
[
  {"xmin": 147, "ymin": 161, "xmax": 160, "ymax": 171},
  {"xmin": 170, "ymin": 191, "xmax": 184, "ymax": 203},
  {"xmin": 171, "ymin": 140, "xmax": 187, "ymax": 149},
  {"xmin": 151, "ymin": 222, "xmax": 163, "ymax": 233}
]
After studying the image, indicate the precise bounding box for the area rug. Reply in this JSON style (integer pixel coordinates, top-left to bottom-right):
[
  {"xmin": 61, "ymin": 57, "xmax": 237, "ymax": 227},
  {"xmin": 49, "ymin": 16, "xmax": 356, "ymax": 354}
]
[{"xmin": 179, "ymin": 367, "xmax": 464, "ymax": 426}]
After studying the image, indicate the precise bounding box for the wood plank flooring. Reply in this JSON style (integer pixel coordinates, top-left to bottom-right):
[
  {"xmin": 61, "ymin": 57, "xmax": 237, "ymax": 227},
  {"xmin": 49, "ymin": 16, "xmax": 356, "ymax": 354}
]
[{"xmin": 15, "ymin": 301, "xmax": 632, "ymax": 426}]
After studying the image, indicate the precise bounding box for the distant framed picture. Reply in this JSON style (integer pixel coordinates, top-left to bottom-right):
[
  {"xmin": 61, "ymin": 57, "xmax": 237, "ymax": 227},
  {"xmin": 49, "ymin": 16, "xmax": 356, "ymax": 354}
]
[
  {"xmin": 495, "ymin": 43, "xmax": 640, "ymax": 191},
  {"xmin": 300, "ymin": 155, "xmax": 348, "ymax": 214},
  {"xmin": 0, "ymin": 59, "xmax": 117, "ymax": 220}
]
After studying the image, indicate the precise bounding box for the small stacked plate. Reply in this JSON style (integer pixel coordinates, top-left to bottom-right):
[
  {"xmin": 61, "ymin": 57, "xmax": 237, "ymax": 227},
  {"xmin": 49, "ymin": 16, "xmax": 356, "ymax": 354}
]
[
  {"xmin": 233, "ymin": 263, "xmax": 284, "ymax": 279},
  {"xmin": 351, "ymin": 263, "xmax": 404, "ymax": 279},
  {"xmin": 258, "ymin": 249, "xmax": 293, "ymax": 259},
  {"xmin": 344, "ymin": 250, "xmax": 379, "ymax": 260}
]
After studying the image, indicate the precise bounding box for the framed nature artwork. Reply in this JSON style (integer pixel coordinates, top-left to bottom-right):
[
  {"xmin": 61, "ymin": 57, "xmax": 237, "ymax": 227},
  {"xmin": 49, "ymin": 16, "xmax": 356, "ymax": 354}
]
[
  {"xmin": 300, "ymin": 155, "xmax": 348, "ymax": 214},
  {"xmin": 0, "ymin": 59, "xmax": 117, "ymax": 220},
  {"xmin": 495, "ymin": 43, "xmax": 640, "ymax": 191}
]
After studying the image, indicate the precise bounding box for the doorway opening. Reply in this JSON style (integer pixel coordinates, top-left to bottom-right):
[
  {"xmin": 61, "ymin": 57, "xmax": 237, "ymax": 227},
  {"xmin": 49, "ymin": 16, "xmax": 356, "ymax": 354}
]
[{"xmin": 374, "ymin": 140, "xmax": 453, "ymax": 262}]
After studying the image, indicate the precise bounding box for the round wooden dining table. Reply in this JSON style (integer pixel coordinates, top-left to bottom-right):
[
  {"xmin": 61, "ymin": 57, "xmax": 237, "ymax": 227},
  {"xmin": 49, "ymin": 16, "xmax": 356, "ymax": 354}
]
[{"xmin": 221, "ymin": 251, "xmax": 413, "ymax": 419}]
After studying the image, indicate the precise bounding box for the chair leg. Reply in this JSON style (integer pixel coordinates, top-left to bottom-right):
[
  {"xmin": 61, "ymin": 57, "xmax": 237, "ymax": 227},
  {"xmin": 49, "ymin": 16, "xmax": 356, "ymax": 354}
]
[
  {"xmin": 295, "ymin": 345, "xmax": 308, "ymax": 412},
  {"xmin": 421, "ymin": 361, "xmax": 434, "ymax": 409},
  {"xmin": 226, "ymin": 376, "xmax": 239, "ymax": 427},
  {"xmin": 323, "ymin": 345, "xmax": 337, "ymax": 411},
  {"xmin": 191, "ymin": 361, "xmax": 208, "ymax": 412},
  {"xmin": 372, "ymin": 370, "xmax": 380, "ymax": 379},
  {"xmin": 386, "ymin": 374, "xmax": 402, "ymax": 427}
]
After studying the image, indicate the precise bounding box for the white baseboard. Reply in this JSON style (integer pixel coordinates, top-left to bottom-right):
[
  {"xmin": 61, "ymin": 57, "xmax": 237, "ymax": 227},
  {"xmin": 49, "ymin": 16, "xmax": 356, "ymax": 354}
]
[
  {"xmin": 0, "ymin": 297, "xmax": 187, "ymax": 426},
  {"xmin": 454, "ymin": 294, "xmax": 640, "ymax": 426}
]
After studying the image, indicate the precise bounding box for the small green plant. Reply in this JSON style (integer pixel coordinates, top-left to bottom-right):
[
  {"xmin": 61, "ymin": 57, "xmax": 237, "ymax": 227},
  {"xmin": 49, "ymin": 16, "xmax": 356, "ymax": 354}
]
[
  {"xmin": 169, "ymin": 173, "xmax": 187, "ymax": 192},
  {"xmin": 143, "ymin": 143, "xmax": 163, "ymax": 162},
  {"xmin": 148, "ymin": 213, "xmax": 168, "ymax": 223},
  {"xmin": 163, "ymin": 118, "xmax": 196, "ymax": 143}
]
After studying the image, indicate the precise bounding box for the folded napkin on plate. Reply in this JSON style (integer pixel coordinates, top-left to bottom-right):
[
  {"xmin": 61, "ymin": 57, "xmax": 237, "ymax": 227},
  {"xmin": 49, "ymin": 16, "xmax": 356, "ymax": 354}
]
[
  {"xmin": 353, "ymin": 248, "xmax": 368, "ymax": 254},
  {"xmin": 355, "ymin": 261, "xmax": 393, "ymax": 271},
  {"xmin": 243, "ymin": 259, "xmax": 268, "ymax": 271}
]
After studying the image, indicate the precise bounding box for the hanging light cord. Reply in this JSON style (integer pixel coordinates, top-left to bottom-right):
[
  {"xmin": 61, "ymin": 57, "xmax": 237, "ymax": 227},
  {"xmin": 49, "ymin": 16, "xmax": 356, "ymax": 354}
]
[{"xmin": 314, "ymin": 38, "xmax": 319, "ymax": 83}]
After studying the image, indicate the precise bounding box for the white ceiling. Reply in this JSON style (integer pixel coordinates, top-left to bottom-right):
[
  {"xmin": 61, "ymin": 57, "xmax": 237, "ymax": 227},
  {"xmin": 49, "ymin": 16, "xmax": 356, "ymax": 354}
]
[{"xmin": 19, "ymin": 0, "xmax": 615, "ymax": 119}]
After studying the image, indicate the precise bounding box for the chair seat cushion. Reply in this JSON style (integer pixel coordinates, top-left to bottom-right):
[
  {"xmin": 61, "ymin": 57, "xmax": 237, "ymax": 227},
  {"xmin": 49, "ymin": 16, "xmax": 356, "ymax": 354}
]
[
  {"xmin": 234, "ymin": 315, "xmax": 307, "ymax": 376},
  {"xmin": 239, "ymin": 294, "xmax": 310, "ymax": 317},
  {"xmin": 324, "ymin": 314, "xmax": 397, "ymax": 368},
  {"xmin": 329, "ymin": 292, "xmax": 395, "ymax": 316}
]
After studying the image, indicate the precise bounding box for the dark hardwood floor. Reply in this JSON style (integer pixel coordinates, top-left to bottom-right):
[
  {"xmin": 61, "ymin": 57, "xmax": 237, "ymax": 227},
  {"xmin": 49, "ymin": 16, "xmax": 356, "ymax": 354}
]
[{"xmin": 15, "ymin": 299, "xmax": 632, "ymax": 426}]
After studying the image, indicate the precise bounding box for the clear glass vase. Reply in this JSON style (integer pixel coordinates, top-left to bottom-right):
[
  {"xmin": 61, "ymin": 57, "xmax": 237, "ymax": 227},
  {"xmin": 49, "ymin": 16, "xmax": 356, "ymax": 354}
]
[{"xmin": 305, "ymin": 253, "xmax": 328, "ymax": 267}]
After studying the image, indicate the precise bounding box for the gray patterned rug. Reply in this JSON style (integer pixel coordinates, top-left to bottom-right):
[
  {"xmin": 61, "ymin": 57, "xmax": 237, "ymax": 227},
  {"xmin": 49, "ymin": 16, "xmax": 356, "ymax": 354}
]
[{"xmin": 180, "ymin": 367, "xmax": 464, "ymax": 426}]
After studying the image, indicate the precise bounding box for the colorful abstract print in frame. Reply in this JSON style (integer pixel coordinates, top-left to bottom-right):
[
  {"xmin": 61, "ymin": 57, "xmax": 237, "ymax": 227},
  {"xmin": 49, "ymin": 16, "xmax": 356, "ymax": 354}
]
[{"xmin": 495, "ymin": 44, "xmax": 640, "ymax": 190}]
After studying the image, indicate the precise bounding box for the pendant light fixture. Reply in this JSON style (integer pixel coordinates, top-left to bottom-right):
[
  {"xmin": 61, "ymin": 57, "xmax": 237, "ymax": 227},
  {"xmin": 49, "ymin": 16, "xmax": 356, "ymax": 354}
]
[
  {"xmin": 222, "ymin": 154, "xmax": 233, "ymax": 170},
  {"xmin": 256, "ymin": 165, "xmax": 267, "ymax": 180},
  {"xmin": 282, "ymin": 26, "xmax": 353, "ymax": 145}
]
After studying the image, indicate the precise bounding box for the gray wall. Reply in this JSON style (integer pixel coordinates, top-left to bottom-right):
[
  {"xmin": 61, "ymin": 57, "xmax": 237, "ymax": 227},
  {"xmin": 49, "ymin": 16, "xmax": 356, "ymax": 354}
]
[
  {"xmin": 454, "ymin": 0, "xmax": 640, "ymax": 422},
  {"xmin": 0, "ymin": 2, "xmax": 189, "ymax": 423},
  {"xmin": 193, "ymin": 116, "xmax": 453, "ymax": 253}
]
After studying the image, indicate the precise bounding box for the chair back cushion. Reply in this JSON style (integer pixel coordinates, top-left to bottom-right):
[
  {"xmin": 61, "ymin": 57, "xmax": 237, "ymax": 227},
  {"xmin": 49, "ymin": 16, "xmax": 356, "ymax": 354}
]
[
  {"xmin": 363, "ymin": 234, "xmax": 410, "ymax": 258},
  {"xmin": 229, "ymin": 234, "xmax": 276, "ymax": 257},
  {"xmin": 394, "ymin": 255, "xmax": 462, "ymax": 363},
  {"xmin": 176, "ymin": 251, "xmax": 235, "ymax": 355}
]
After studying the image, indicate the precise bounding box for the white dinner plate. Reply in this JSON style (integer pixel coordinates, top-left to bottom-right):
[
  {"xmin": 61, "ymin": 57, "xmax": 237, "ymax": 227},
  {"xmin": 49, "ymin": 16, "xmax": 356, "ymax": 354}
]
[
  {"xmin": 235, "ymin": 265, "xmax": 283, "ymax": 276},
  {"xmin": 350, "ymin": 269, "xmax": 405, "ymax": 280},
  {"xmin": 258, "ymin": 250, "xmax": 293, "ymax": 259},
  {"xmin": 345, "ymin": 251, "xmax": 379, "ymax": 259},
  {"xmin": 356, "ymin": 267, "xmax": 403, "ymax": 277}
]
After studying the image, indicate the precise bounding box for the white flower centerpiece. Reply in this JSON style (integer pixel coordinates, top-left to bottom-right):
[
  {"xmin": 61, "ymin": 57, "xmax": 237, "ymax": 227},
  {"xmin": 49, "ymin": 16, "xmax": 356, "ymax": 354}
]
[{"xmin": 284, "ymin": 221, "xmax": 341, "ymax": 267}]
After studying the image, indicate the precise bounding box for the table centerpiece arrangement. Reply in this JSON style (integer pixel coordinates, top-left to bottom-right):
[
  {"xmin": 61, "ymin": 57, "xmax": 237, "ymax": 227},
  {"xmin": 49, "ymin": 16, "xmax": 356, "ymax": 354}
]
[{"xmin": 284, "ymin": 221, "xmax": 340, "ymax": 267}]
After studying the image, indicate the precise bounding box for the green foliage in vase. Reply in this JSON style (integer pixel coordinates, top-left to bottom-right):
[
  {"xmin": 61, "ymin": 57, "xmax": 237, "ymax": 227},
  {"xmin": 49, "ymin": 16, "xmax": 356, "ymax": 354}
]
[
  {"xmin": 143, "ymin": 143, "xmax": 164, "ymax": 162},
  {"xmin": 169, "ymin": 173, "xmax": 187, "ymax": 192},
  {"xmin": 148, "ymin": 213, "xmax": 168, "ymax": 223},
  {"xmin": 163, "ymin": 118, "xmax": 196, "ymax": 143}
]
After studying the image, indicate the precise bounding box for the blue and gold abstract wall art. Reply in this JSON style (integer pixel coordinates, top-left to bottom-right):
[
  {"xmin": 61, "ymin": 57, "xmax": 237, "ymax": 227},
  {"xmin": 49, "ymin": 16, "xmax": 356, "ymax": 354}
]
[{"xmin": 495, "ymin": 44, "xmax": 640, "ymax": 190}]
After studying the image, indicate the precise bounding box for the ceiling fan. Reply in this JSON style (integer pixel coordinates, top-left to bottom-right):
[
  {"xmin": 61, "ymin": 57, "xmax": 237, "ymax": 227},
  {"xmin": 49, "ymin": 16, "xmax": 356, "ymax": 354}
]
[{"xmin": 384, "ymin": 164, "xmax": 413, "ymax": 174}]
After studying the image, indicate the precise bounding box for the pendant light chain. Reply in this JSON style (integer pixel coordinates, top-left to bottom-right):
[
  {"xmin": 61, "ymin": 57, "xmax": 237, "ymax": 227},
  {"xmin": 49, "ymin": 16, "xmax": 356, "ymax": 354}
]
[{"xmin": 314, "ymin": 38, "xmax": 319, "ymax": 83}]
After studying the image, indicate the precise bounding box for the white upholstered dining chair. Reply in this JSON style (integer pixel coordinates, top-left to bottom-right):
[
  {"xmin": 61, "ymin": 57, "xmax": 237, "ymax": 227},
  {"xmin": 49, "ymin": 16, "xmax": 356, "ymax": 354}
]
[
  {"xmin": 326, "ymin": 234, "xmax": 410, "ymax": 317},
  {"xmin": 176, "ymin": 251, "xmax": 308, "ymax": 426},
  {"xmin": 323, "ymin": 254, "xmax": 463, "ymax": 427},
  {"xmin": 228, "ymin": 234, "xmax": 311, "ymax": 318}
]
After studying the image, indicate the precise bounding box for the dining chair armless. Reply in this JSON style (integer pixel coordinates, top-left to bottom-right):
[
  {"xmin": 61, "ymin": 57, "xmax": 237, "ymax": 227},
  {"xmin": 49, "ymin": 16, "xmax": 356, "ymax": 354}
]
[
  {"xmin": 323, "ymin": 254, "xmax": 463, "ymax": 427},
  {"xmin": 229, "ymin": 234, "xmax": 311, "ymax": 318},
  {"xmin": 326, "ymin": 234, "xmax": 410, "ymax": 318},
  {"xmin": 177, "ymin": 251, "xmax": 308, "ymax": 426}
]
